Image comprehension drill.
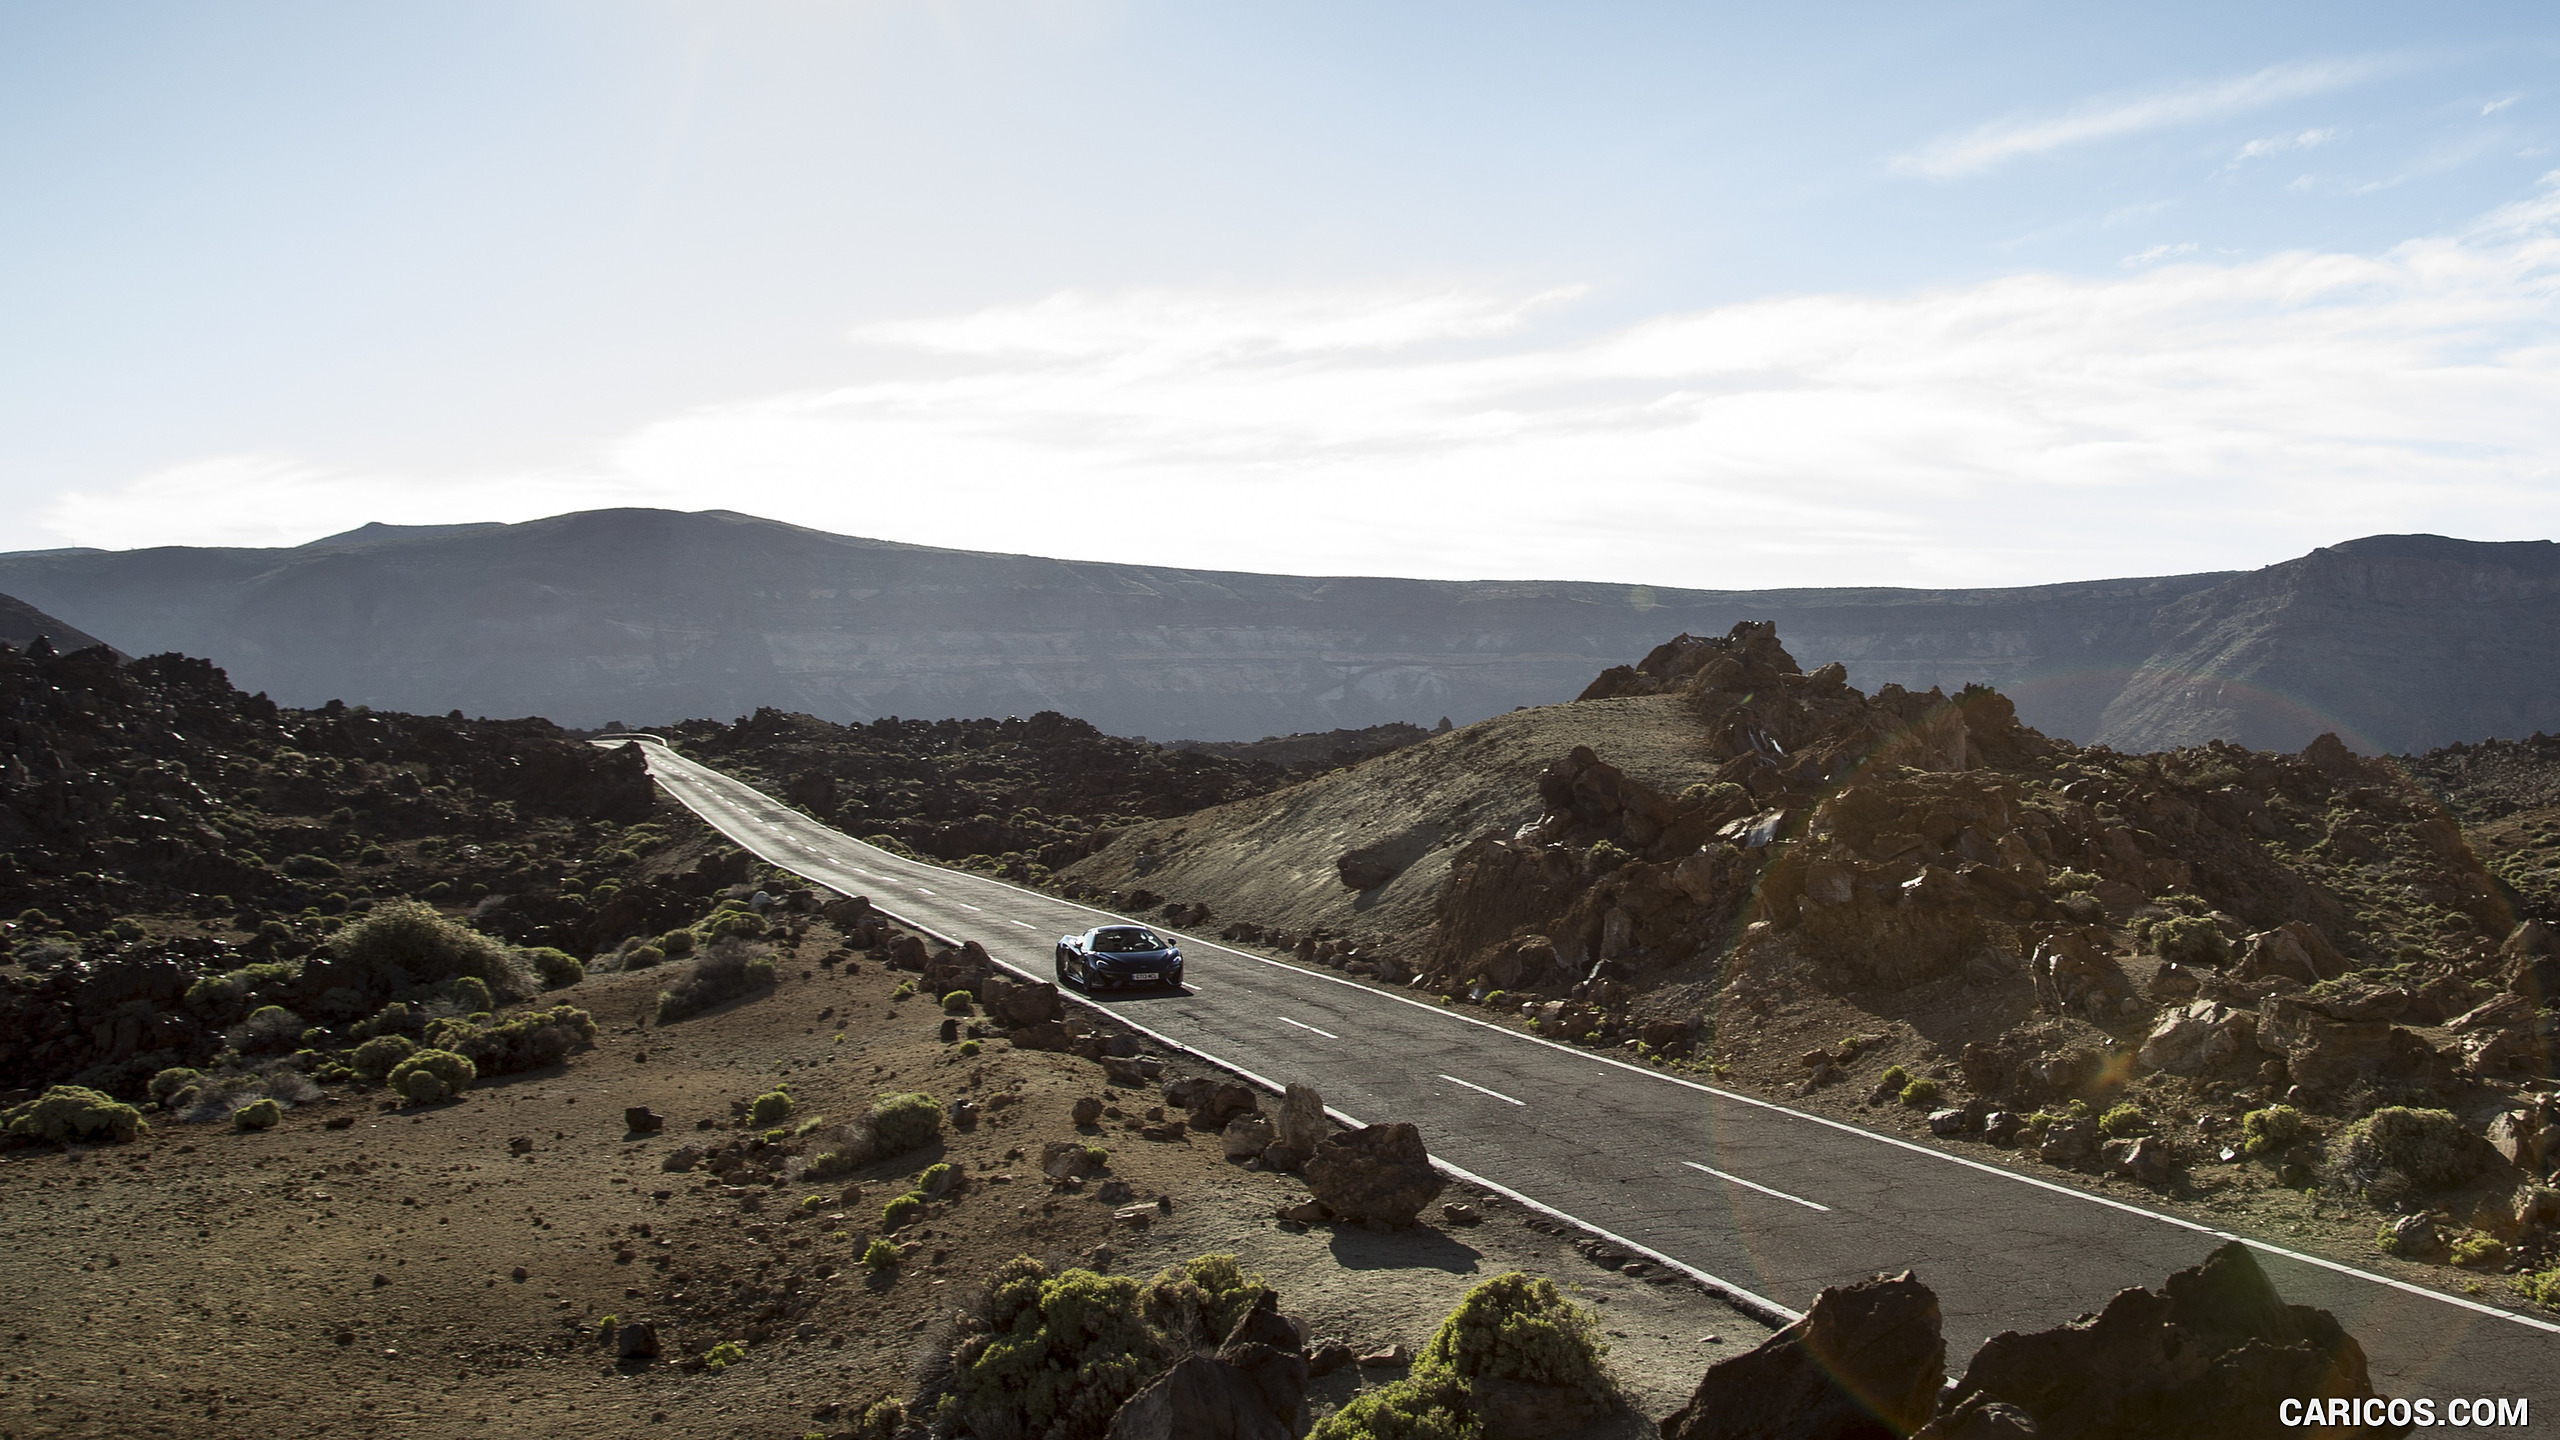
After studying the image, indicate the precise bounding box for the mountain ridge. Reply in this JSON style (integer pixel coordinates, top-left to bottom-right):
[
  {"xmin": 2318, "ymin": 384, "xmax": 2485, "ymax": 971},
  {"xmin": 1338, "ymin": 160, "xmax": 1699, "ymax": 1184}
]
[{"xmin": 0, "ymin": 508, "xmax": 2549, "ymax": 750}]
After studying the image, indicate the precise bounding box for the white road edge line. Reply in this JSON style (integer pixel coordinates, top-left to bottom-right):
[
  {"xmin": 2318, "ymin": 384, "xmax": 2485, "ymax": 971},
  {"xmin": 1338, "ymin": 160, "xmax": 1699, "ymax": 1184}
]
[
  {"xmin": 1440, "ymin": 1074, "xmax": 1526, "ymax": 1107},
  {"xmin": 1276, "ymin": 1016, "xmax": 1339, "ymax": 1039},
  {"xmin": 1683, "ymin": 1160, "xmax": 1830, "ymax": 1212},
  {"xmin": 614, "ymin": 740, "xmax": 2558, "ymax": 1338}
]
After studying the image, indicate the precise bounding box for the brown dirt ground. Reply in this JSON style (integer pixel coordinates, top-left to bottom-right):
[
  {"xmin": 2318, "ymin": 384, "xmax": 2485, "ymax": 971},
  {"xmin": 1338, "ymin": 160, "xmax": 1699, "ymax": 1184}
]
[{"xmin": 0, "ymin": 912, "xmax": 1771, "ymax": 1440}]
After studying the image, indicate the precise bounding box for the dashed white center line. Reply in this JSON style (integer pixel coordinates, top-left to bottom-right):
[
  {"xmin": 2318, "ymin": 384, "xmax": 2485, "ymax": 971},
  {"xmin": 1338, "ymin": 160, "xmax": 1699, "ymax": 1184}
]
[
  {"xmin": 1276, "ymin": 1016, "xmax": 1339, "ymax": 1039},
  {"xmin": 1439, "ymin": 1074, "xmax": 1524, "ymax": 1106},
  {"xmin": 958, "ymin": 904, "xmax": 981, "ymax": 912},
  {"xmin": 913, "ymin": 887, "xmax": 935, "ymax": 895},
  {"xmin": 1682, "ymin": 1161, "xmax": 1830, "ymax": 1212},
  {"xmin": 1008, "ymin": 920, "xmax": 1036, "ymax": 929}
]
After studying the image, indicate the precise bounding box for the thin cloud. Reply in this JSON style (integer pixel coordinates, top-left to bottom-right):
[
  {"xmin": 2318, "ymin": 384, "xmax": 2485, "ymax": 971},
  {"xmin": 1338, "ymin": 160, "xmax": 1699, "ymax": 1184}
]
[
  {"xmin": 1898, "ymin": 59, "xmax": 2388, "ymax": 178},
  {"xmin": 41, "ymin": 179, "xmax": 2560, "ymax": 590},
  {"xmin": 2122, "ymin": 242, "xmax": 2199, "ymax": 267},
  {"xmin": 2230, "ymin": 128, "xmax": 2338, "ymax": 166}
]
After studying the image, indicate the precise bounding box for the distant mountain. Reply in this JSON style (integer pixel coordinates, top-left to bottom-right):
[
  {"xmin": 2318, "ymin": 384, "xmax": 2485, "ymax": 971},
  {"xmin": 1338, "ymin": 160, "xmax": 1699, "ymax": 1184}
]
[
  {"xmin": 0, "ymin": 508, "xmax": 2550, "ymax": 750},
  {"xmin": 0, "ymin": 592, "xmax": 116, "ymax": 656},
  {"xmin": 2094, "ymin": 534, "xmax": 2560, "ymax": 755}
]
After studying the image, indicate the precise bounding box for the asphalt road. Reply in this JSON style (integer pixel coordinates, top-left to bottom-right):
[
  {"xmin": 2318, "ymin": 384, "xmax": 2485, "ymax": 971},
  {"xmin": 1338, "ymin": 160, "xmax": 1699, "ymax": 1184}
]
[{"xmin": 606, "ymin": 737, "xmax": 2559, "ymax": 1403}]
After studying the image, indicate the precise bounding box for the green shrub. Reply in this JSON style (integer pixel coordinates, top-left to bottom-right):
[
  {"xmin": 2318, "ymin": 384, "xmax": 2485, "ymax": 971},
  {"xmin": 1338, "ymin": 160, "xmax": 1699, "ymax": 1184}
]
[
  {"xmin": 890, "ymin": 980, "xmax": 916, "ymax": 1001},
  {"xmin": 854, "ymin": 1399, "xmax": 907, "ymax": 1440},
  {"xmin": 1898, "ymin": 1078, "xmax": 1940, "ymax": 1109},
  {"xmin": 623, "ymin": 944, "xmax": 665, "ymax": 971},
  {"xmin": 2148, "ymin": 915, "xmax": 2230, "ymax": 968},
  {"xmin": 654, "ymin": 940, "xmax": 778, "ymax": 1023},
  {"xmin": 2241, "ymin": 1105, "xmax": 2306, "ymax": 1157},
  {"xmin": 2046, "ymin": 869, "xmax": 2102, "ymax": 895},
  {"xmin": 2098, "ymin": 1104, "xmax": 2149, "ymax": 1139},
  {"xmin": 749, "ymin": 1090, "xmax": 794, "ymax": 1126},
  {"xmin": 2451, "ymin": 1231, "xmax": 2507, "ymax": 1269},
  {"xmin": 882, "ymin": 1191, "xmax": 926, "ymax": 1230},
  {"xmin": 1415, "ymin": 1270, "xmax": 1612, "ymax": 1407},
  {"xmin": 2334, "ymin": 1107, "xmax": 2480, "ymax": 1191},
  {"xmin": 423, "ymin": 1005, "xmax": 597, "ymax": 1076},
  {"xmin": 862, "ymin": 1238, "xmax": 901, "ymax": 1270},
  {"xmin": 703, "ymin": 1339, "xmax": 746, "ymax": 1371},
  {"xmin": 329, "ymin": 899, "xmax": 526, "ymax": 999},
  {"xmin": 149, "ymin": 1067, "xmax": 204, "ymax": 1110},
  {"xmin": 870, "ymin": 1093, "xmax": 941, "ymax": 1157},
  {"xmin": 957, "ymin": 1039, "xmax": 981, "ymax": 1057},
  {"xmin": 353, "ymin": 1000, "xmax": 422, "ymax": 1040},
  {"xmin": 946, "ymin": 1255, "xmax": 1258, "ymax": 1440},
  {"xmin": 351, "ymin": 1033, "xmax": 418, "ymax": 1083},
  {"xmin": 524, "ymin": 947, "xmax": 583, "ymax": 988},
  {"xmin": 385, "ymin": 1048, "xmax": 476, "ymax": 1104},
  {"xmin": 656, "ymin": 929, "xmax": 698, "ymax": 958},
  {"xmin": 446, "ymin": 975, "xmax": 494, "ymax": 1015},
  {"xmin": 2, "ymin": 1085, "xmax": 147, "ymax": 1144},
  {"xmin": 232, "ymin": 1097, "xmax": 282, "ymax": 1131},
  {"xmin": 943, "ymin": 989, "xmax": 975, "ymax": 1016},
  {"xmin": 281, "ymin": 854, "xmax": 342, "ymax": 879},
  {"xmin": 1309, "ymin": 1371, "xmax": 1478, "ymax": 1440},
  {"xmin": 1877, "ymin": 1064, "xmax": 1909, "ymax": 1093},
  {"xmin": 2514, "ymin": 1269, "xmax": 2560, "ymax": 1311}
]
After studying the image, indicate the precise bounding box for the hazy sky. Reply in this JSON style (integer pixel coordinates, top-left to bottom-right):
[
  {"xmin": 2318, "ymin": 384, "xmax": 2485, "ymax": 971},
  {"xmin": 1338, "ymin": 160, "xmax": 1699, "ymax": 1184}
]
[{"xmin": 5, "ymin": 2, "xmax": 2558, "ymax": 588}]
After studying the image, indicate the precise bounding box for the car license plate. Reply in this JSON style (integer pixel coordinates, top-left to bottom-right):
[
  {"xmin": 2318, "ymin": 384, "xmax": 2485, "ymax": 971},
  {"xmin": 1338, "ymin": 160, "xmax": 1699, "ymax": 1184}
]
[{"xmin": 1132, "ymin": 972, "xmax": 1158, "ymax": 982}]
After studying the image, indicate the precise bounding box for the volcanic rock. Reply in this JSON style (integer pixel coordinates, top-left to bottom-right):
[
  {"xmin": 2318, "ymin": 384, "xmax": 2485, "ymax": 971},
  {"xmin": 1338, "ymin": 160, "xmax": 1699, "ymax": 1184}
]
[
  {"xmin": 1660, "ymin": 1269, "xmax": 1944, "ymax": 1440},
  {"xmin": 1301, "ymin": 1122, "xmax": 1445, "ymax": 1227}
]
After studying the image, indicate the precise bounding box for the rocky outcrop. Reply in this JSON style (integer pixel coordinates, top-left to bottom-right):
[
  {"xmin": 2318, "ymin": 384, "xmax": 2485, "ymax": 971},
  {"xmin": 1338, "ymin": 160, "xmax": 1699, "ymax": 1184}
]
[
  {"xmin": 1922, "ymin": 1242, "xmax": 2395, "ymax": 1440},
  {"xmin": 1660, "ymin": 1270, "xmax": 1945, "ymax": 1440},
  {"xmin": 1300, "ymin": 1122, "xmax": 1445, "ymax": 1226}
]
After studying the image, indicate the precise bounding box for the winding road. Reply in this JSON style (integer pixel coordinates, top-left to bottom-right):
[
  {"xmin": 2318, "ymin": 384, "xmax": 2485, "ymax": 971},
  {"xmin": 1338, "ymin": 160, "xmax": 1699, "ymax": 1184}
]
[{"xmin": 605, "ymin": 736, "xmax": 2557, "ymax": 1405}]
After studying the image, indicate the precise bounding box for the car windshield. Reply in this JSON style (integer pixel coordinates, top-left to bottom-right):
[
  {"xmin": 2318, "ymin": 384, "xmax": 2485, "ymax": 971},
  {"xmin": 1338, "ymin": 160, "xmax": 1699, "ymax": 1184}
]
[{"xmin": 1092, "ymin": 929, "xmax": 1166, "ymax": 953}]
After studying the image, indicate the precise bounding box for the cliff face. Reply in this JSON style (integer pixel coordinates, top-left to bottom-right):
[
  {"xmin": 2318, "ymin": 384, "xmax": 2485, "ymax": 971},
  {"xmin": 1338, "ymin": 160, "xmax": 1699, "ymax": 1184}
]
[
  {"xmin": 2, "ymin": 510, "xmax": 2553, "ymax": 750},
  {"xmin": 2092, "ymin": 535, "xmax": 2560, "ymax": 755}
]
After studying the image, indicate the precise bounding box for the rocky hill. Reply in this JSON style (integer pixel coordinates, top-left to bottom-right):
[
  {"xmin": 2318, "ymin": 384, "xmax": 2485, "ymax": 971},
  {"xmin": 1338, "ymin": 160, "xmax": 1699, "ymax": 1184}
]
[{"xmin": 0, "ymin": 591, "xmax": 113, "ymax": 655}]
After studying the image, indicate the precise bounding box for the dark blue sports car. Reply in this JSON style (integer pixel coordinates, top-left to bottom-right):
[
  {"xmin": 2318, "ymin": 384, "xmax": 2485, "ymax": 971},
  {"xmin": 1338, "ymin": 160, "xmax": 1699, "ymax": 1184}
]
[{"xmin": 1055, "ymin": 925, "xmax": 1184, "ymax": 992}]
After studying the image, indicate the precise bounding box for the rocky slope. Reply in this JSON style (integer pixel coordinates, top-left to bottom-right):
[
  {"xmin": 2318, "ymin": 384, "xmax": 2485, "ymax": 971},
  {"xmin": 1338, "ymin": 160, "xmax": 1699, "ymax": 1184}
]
[{"xmin": 0, "ymin": 591, "xmax": 113, "ymax": 654}]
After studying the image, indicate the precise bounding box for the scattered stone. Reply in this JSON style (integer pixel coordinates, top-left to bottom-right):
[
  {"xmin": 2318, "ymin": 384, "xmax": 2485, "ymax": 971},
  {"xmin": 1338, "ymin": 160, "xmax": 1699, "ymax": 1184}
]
[
  {"xmin": 1273, "ymin": 1082, "xmax": 1327, "ymax": 1157},
  {"xmin": 1928, "ymin": 1108, "xmax": 1972, "ymax": 1137},
  {"xmin": 1275, "ymin": 1200, "xmax": 1329, "ymax": 1225},
  {"xmin": 1040, "ymin": 1140, "xmax": 1106, "ymax": 1181},
  {"xmin": 1355, "ymin": 1343, "xmax": 1410, "ymax": 1368},
  {"xmin": 615, "ymin": 1320, "xmax": 660, "ymax": 1360},
  {"xmin": 1661, "ymin": 1270, "xmax": 1943, "ymax": 1440},
  {"xmin": 1095, "ymin": 1179, "xmax": 1134, "ymax": 1204},
  {"xmin": 1440, "ymin": 1202, "xmax": 1481, "ymax": 1226},
  {"xmin": 1072, "ymin": 1096, "xmax": 1105, "ymax": 1127},
  {"xmin": 660, "ymin": 1145, "xmax": 703, "ymax": 1173},
  {"xmin": 1105, "ymin": 1288, "xmax": 1308, "ymax": 1440},
  {"xmin": 623, "ymin": 1106, "xmax": 664, "ymax": 1134},
  {"xmin": 1306, "ymin": 1341, "xmax": 1354, "ymax": 1377},
  {"xmin": 1222, "ymin": 1115, "xmax": 1276, "ymax": 1160},
  {"xmin": 2136, "ymin": 1000, "xmax": 2256, "ymax": 1076}
]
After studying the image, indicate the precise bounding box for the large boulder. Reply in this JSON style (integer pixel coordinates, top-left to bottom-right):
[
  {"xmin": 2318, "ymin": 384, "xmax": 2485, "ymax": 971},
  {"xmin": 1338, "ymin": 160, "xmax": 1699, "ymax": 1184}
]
[
  {"xmin": 2137, "ymin": 1001, "xmax": 2256, "ymax": 1076},
  {"xmin": 1270, "ymin": 1082, "xmax": 1327, "ymax": 1163},
  {"xmin": 1918, "ymin": 1242, "xmax": 2386, "ymax": 1440},
  {"xmin": 2254, "ymin": 997, "xmax": 2441, "ymax": 1094},
  {"xmin": 1660, "ymin": 1270, "xmax": 1944, "ymax": 1440},
  {"xmin": 922, "ymin": 941, "xmax": 996, "ymax": 998},
  {"xmin": 2232, "ymin": 922, "xmax": 2348, "ymax": 985},
  {"xmin": 982, "ymin": 971, "xmax": 1065, "ymax": 1029},
  {"xmin": 1302, "ymin": 1122, "xmax": 1445, "ymax": 1226},
  {"xmin": 2030, "ymin": 933, "xmax": 2133, "ymax": 1019},
  {"xmin": 1106, "ymin": 1290, "xmax": 1307, "ymax": 1440}
]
